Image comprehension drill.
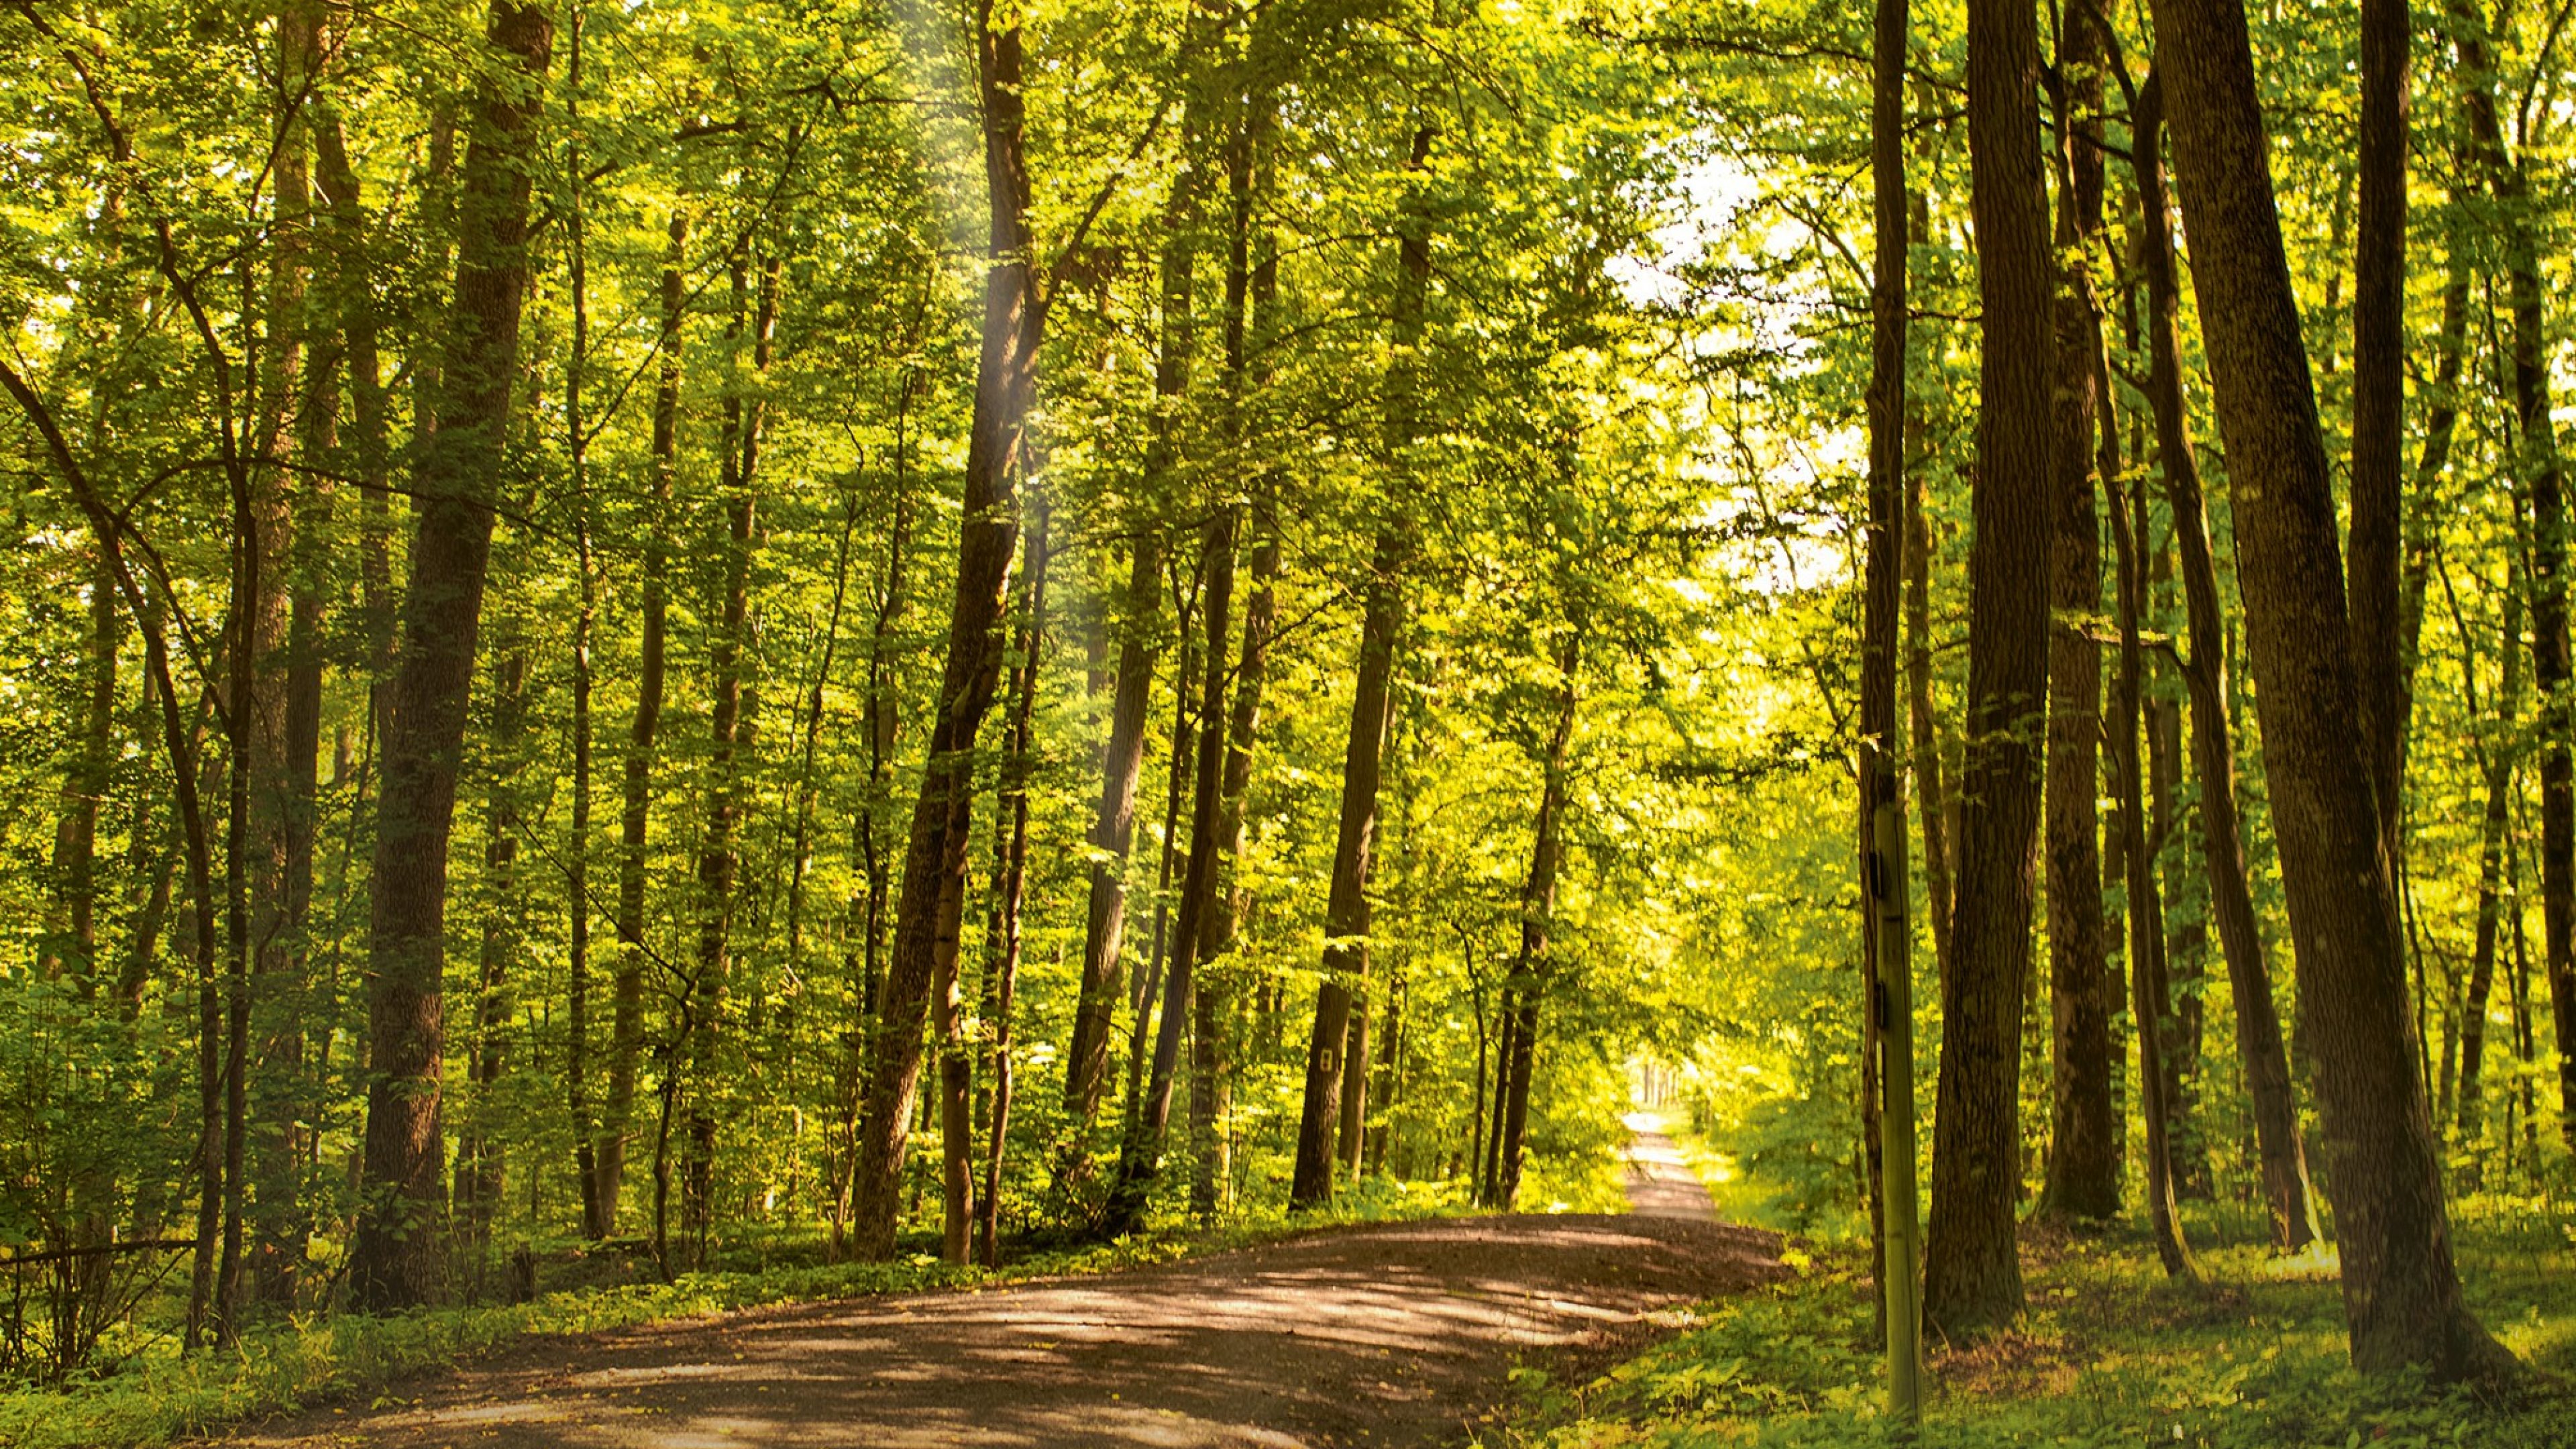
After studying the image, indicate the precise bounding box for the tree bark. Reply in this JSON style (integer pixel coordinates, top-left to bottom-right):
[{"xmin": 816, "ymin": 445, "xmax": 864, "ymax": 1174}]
[
  {"xmin": 2349, "ymin": 0, "xmax": 2410, "ymax": 875},
  {"xmin": 976, "ymin": 500, "xmax": 1046, "ymax": 1265},
  {"xmin": 2109, "ymin": 462, "xmax": 2200, "ymax": 1281},
  {"xmin": 849, "ymin": 7, "xmax": 1040, "ymax": 1258},
  {"xmin": 350, "ymin": 0, "xmax": 552, "ymax": 1313},
  {"xmin": 1924, "ymin": 0, "xmax": 2053, "ymax": 1338},
  {"xmin": 601, "ymin": 212, "xmax": 689, "ymax": 1233},
  {"xmin": 1289, "ymin": 124, "xmax": 1432, "ymax": 1210},
  {"xmin": 2145, "ymin": 0, "xmax": 2511, "ymax": 1380},
  {"xmin": 2457, "ymin": 559, "xmax": 2524, "ymax": 1155},
  {"xmin": 2131, "ymin": 71, "xmax": 2322, "ymax": 1253},
  {"xmin": 2039, "ymin": 0, "xmax": 2118, "ymax": 1222}
]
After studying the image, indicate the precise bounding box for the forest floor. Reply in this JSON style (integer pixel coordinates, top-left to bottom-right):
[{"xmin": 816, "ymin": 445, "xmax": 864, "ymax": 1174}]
[{"xmin": 215, "ymin": 1134, "xmax": 1782, "ymax": 1448}]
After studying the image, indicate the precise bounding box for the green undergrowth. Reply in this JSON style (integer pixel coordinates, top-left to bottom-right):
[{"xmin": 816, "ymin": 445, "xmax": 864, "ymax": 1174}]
[
  {"xmin": 0, "ymin": 1181, "xmax": 1472, "ymax": 1449},
  {"xmin": 1486, "ymin": 1195, "xmax": 2576, "ymax": 1448}
]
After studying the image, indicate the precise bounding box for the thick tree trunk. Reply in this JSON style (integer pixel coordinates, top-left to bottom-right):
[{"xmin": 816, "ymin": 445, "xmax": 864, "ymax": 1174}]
[
  {"xmin": 2039, "ymin": 0, "xmax": 2118, "ymax": 1222},
  {"xmin": 2131, "ymin": 72, "xmax": 2322, "ymax": 1253},
  {"xmin": 2146, "ymin": 0, "xmax": 2511, "ymax": 1381},
  {"xmin": 350, "ymin": 0, "xmax": 551, "ymax": 1313},
  {"xmin": 849, "ymin": 11, "xmax": 1040, "ymax": 1258},
  {"xmin": 1924, "ymin": 0, "xmax": 2053, "ymax": 1338},
  {"xmin": 601, "ymin": 212, "xmax": 689, "ymax": 1232}
]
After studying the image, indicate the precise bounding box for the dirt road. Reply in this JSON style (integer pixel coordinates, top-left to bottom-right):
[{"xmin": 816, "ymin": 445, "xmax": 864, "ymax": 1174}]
[{"xmin": 229, "ymin": 1147, "xmax": 1770, "ymax": 1448}]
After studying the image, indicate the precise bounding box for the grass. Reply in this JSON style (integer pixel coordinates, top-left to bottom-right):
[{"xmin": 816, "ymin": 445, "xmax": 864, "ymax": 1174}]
[
  {"xmin": 0, "ymin": 1176, "xmax": 1474, "ymax": 1449},
  {"xmin": 1478, "ymin": 1117, "xmax": 2576, "ymax": 1448}
]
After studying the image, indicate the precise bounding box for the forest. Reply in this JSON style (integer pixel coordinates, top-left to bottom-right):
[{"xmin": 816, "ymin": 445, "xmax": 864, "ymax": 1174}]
[{"xmin": 5, "ymin": 0, "xmax": 2576, "ymax": 1440}]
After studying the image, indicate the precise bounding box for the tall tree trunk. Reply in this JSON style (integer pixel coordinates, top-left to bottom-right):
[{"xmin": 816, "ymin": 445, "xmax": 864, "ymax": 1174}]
[
  {"xmin": 2145, "ymin": 0, "xmax": 2511, "ymax": 1381},
  {"xmin": 1063, "ymin": 185, "xmax": 1196, "ymax": 1160},
  {"xmin": 1289, "ymin": 124, "xmax": 1432, "ymax": 1210},
  {"xmin": 2109, "ymin": 463, "xmax": 2200, "ymax": 1280},
  {"xmin": 600, "ymin": 213, "xmax": 688, "ymax": 1234},
  {"xmin": 683, "ymin": 249, "xmax": 777, "ymax": 1267},
  {"xmin": 2454, "ymin": 0, "xmax": 2576, "ymax": 1150},
  {"xmin": 1925, "ymin": 0, "xmax": 2053, "ymax": 1338},
  {"xmin": 2131, "ymin": 72, "xmax": 2322, "ymax": 1253},
  {"xmin": 976, "ymin": 501, "xmax": 1047, "ymax": 1265},
  {"xmin": 2040, "ymin": 0, "xmax": 2118, "ymax": 1222},
  {"xmin": 1189, "ymin": 120, "xmax": 1281, "ymax": 1218},
  {"xmin": 849, "ymin": 8, "xmax": 1040, "ymax": 1259},
  {"xmin": 1904, "ymin": 462, "xmax": 1951, "ymax": 985},
  {"xmin": 562, "ymin": 5, "xmax": 604, "ymax": 1240},
  {"xmin": 455, "ymin": 644, "xmax": 529, "ymax": 1289},
  {"xmin": 2348, "ymin": 0, "xmax": 2410, "ymax": 875},
  {"xmin": 350, "ymin": 0, "xmax": 553, "ymax": 1312},
  {"xmin": 1104, "ymin": 507, "xmax": 1237, "ymax": 1235}
]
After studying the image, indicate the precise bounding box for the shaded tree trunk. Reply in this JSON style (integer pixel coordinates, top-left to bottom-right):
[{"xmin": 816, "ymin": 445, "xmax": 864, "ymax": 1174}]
[
  {"xmin": 1924, "ymin": 0, "xmax": 2053, "ymax": 1338},
  {"xmin": 2145, "ymin": 0, "xmax": 2512, "ymax": 1380},
  {"xmin": 2131, "ymin": 71, "xmax": 2322, "ymax": 1253},
  {"xmin": 2039, "ymin": 0, "xmax": 2118, "ymax": 1222},
  {"xmin": 602, "ymin": 212, "xmax": 689, "ymax": 1233},
  {"xmin": 849, "ymin": 9, "xmax": 1041, "ymax": 1258},
  {"xmin": 350, "ymin": 0, "xmax": 553, "ymax": 1312},
  {"xmin": 1289, "ymin": 125, "xmax": 1433, "ymax": 1210},
  {"xmin": 1497, "ymin": 636, "xmax": 1580, "ymax": 1210},
  {"xmin": 976, "ymin": 500, "xmax": 1047, "ymax": 1265}
]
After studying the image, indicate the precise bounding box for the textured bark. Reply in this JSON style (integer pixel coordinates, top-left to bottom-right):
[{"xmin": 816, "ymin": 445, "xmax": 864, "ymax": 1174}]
[
  {"xmin": 849, "ymin": 9, "xmax": 1040, "ymax": 1258},
  {"xmin": 1924, "ymin": 0, "xmax": 2053, "ymax": 1338},
  {"xmin": 350, "ymin": 0, "xmax": 551, "ymax": 1313},
  {"xmin": 2146, "ymin": 0, "xmax": 2511, "ymax": 1380},
  {"xmin": 2131, "ymin": 72, "xmax": 2321, "ymax": 1252},
  {"xmin": 601, "ymin": 213, "xmax": 688, "ymax": 1232},
  {"xmin": 2039, "ymin": 0, "xmax": 2118, "ymax": 1222}
]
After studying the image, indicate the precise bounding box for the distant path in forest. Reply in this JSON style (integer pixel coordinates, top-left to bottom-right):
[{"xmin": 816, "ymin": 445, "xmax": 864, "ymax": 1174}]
[{"xmin": 230, "ymin": 1136, "xmax": 1773, "ymax": 1449}]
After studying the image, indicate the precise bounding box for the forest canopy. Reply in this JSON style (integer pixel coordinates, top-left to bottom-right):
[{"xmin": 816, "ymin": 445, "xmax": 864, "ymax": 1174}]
[{"xmin": 1, "ymin": 0, "xmax": 2572, "ymax": 1430}]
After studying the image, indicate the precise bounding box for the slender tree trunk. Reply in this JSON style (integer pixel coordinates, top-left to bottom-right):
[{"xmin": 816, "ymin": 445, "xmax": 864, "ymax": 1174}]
[
  {"xmin": 1905, "ymin": 463, "xmax": 1951, "ymax": 985},
  {"xmin": 2040, "ymin": 0, "xmax": 2118, "ymax": 1222},
  {"xmin": 850, "ymin": 9, "xmax": 1041, "ymax": 1258},
  {"xmin": 2131, "ymin": 72, "xmax": 2322, "ymax": 1253},
  {"xmin": 1063, "ymin": 187, "xmax": 1197, "ymax": 1159},
  {"xmin": 2459, "ymin": 564, "xmax": 2524, "ymax": 1156},
  {"xmin": 976, "ymin": 501, "xmax": 1046, "ymax": 1265},
  {"xmin": 2146, "ymin": 0, "xmax": 2511, "ymax": 1380},
  {"xmin": 562, "ymin": 8, "xmax": 604, "ymax": 1239},
  {"xmin": 350, "ymin": 0, "xmax": 552, "ymax": 1311},
  {"xmin": 1290, "ymin": 125, "xmax": 1432, "ymax": 1210},
  {"xmin": 1497, "ymin": 638, "xmax": 1580, "ymax": 1210},
  {"xmin": 2349, "ymin": 0, "xmax": 2409, "ymax": 879},
  {"xmin": 2454, "ymin": 3, "xmax": 2576, "ymax": 1150},
  {"xmin": 455, "ymin": 645, "xmax": 529, "ymax": 1289},
  {"xmin": 2110, "ymin": 464, "xmax": 2200, "ymax": 1279},
  {"xmin": 1925, "ymin": 0, "xmax": 2053, "ymax": 1338},
  {"xmin": 1104, "ymin": 507, "xmax": 1238, "ymax": 1235},
  {"xmin": 602, "ymin": 212, "xmax": 688, "ymax": 1234}
]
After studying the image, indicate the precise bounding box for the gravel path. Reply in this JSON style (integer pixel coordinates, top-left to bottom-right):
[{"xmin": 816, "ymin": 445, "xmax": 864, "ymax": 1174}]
[{"xmin": 225, "ymin": 1140, "xmax": 1770, "ymax": 1449}]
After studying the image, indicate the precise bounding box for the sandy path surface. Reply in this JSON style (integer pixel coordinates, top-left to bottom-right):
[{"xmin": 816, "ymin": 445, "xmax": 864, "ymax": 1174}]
[
  {"xmin": 223, "ymin": 1144, "xmax": 1769, "ymax": 1449},
  {"xmin": 1619, "ymin": 1112, "xmax": 1717, "ymax": 1221}
]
